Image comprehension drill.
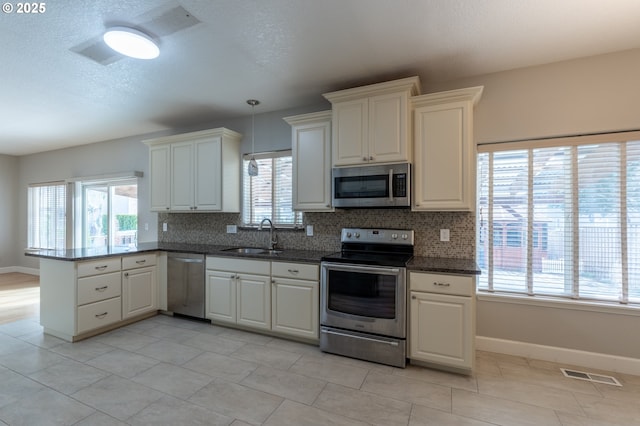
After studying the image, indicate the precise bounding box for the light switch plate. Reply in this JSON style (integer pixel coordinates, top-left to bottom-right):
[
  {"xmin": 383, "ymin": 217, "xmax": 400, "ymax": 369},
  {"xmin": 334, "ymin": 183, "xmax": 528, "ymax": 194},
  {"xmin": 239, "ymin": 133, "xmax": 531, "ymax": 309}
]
[
  {"xmin": 163, "ymin": 222, "xmax": 168, "ymax": 232},
  {"xmin": 306, "ymin": 225, "xmax": 314, "ymax": 236},
  {"xmin": 440, "ymin": 229, "xmax": 450, "ymax": 242},
  {"xmin": 227, "ymin": 225, "xmax": 238, "ymax": 234}
]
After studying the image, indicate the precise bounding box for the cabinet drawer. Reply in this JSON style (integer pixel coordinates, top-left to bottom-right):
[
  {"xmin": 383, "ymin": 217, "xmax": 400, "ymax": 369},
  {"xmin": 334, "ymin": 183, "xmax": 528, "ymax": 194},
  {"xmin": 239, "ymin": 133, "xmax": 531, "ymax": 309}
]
[
  {"xmin": 122, "ymin": 253, "xmax": 157, "ymax": 270},
  {"xmin": 272, "ymin": 262, "xmax": 318, "ymax": 281},
  {"xmin": 409, "ymin": 272, "xmax": 474, "ymax": 296},
  {"xmin": 77, "ymin": 272, "xmax": 121, "ymax": 305},
  {"xmin": 76, "ymin": 297, "xmax": 122, "ymax": 334},
  {"xmin": 77, "ymin": 258, "xmax": 121, "ymax": 278},
  {"xmin": 206, "ymin": 256, "xmax": 270, "ymax": 275}
]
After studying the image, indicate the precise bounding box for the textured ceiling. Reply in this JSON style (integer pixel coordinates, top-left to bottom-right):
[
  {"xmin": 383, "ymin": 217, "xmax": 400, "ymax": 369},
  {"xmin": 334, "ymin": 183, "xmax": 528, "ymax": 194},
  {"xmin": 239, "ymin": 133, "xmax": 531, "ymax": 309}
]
[{"xmin": 3, "ymin": 0, "xmax": 640, "ymax": 156}]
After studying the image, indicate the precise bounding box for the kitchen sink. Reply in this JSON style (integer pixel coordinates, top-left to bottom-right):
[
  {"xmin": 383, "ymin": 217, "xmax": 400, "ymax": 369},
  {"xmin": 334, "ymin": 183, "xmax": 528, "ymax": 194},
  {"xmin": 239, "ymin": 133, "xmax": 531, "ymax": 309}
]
[{"xmin": 222, "ymin": 247, "xmax": 283, "ymax": 255}]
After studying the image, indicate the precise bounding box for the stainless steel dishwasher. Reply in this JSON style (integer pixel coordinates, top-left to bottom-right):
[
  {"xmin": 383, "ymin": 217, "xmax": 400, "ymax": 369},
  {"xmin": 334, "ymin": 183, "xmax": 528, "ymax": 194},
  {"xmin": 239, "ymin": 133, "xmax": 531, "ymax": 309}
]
[{"xmin": 167, "ymin": 252, "xmax": 205, "ymax": 319}]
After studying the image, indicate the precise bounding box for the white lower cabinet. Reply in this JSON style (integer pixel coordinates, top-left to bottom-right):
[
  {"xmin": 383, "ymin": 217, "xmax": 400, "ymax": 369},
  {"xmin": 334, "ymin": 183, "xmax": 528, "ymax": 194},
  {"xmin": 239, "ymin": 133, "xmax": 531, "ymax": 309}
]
[
  {"xmin": 409, "ymin": 271, "xmax": 476, "ymax": 372},
  {"xmin": 271, "ymin": 262, "xmax": 319, "ymax": 340},
  {"xmin": 122, "ymin": 267, "xmax": 157, "ymax": 319},
  {"xmin": 39, "ymin": 253, "xmax": 159, "ymax": 342},
  {"xmin": 206, "ymin": 257, "xmax": 271, "ymax": 330},
  {"xmin": 206, "ymin": 257, "xmax": 319, "ymax": 341}
]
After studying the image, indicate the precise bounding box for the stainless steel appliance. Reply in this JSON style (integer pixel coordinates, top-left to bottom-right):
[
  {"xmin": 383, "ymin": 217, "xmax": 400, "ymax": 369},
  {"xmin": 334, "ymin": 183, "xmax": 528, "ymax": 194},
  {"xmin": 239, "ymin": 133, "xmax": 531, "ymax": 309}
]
[
  {"xmin": 332, "ymin": 162, "xmax": 410, "ymax": 208},
  {"xmin": 320, "ymin": 228, "xmax": 414, "ymax": 367},
  {"xmin": 167, "ymin": 252, "xmax": 206, "ymax": 319}
]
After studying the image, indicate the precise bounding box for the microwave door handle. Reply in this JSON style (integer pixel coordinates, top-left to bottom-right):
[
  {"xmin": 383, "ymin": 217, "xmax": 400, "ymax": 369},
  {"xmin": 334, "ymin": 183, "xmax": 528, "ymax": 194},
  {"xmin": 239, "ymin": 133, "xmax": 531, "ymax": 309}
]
[{"xmin": 388, "ymin": 168, "xmax": 394, "ymax": 202}]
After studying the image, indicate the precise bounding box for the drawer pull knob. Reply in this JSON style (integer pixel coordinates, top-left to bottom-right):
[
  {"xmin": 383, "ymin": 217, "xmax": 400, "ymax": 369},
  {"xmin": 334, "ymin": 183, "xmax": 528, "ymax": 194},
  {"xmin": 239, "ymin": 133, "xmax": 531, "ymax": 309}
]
[
  {"xmin": 95, "ymin": 265, "xmax": 108, "ymax": 271},
  {"xmin": 434, "ymin": 282, "xmax": 450, "ymax": 287},
  {"xmin": 124, "ymin": 272, "xmax": 129, "ymax": 278},
  {"xmin": 411, "ymin": 295, "xmax": 416, "ymax": 299},
  {"xmin": 95, "ymin": 312, "xmax": 108, "ymax": 319},
  {"xmin": 135, "ymin": 260, "xmax": 146, "ymax": 264},
  {"xmin": 95, "ymin": 286, "xmax": 108, "ymax": 292},
  {"xmin": 288, "ymin": 269, "xmax": 299, "ymax": 274}
]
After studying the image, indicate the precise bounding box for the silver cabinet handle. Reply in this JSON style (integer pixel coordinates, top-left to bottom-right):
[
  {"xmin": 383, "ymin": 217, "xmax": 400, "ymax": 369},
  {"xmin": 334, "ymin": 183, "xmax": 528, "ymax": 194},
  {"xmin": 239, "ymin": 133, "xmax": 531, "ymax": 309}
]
[
  {"xmin": 95, "ymin": 265, "xmax": 108, "ymax": 271},
  {"xmin": 135, "ymin": 260, "xmax": 146, "ymax": 264},
  {"xmin": 95, "ymin": 286, "xmax": 108, "ymax": 292},
  {"xmin": 434, "ymin": 282, "xmax": 450, "ymax": 287},
  {"xmin": 95, "ymin": 312, "xmax": 108, "ymax": 319}
]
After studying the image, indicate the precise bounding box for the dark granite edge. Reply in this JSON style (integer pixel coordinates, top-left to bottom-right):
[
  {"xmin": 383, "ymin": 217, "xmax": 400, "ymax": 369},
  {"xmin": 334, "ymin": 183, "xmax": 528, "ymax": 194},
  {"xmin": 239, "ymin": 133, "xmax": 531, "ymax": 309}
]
[{"xmin": 25, "ymin": 242, "xmax": 332, "ymax": 264}]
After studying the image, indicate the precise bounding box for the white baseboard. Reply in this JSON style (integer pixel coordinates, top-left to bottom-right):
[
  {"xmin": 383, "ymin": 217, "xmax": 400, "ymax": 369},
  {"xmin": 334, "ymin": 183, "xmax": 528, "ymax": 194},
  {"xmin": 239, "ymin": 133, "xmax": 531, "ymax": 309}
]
[
  {"xmin": 0, "ymin": 266, "xmax": 39, "ymax": 276},
  {"xmin": 476, "ymin": 336, "xmax": 640, "ymax": 376}
]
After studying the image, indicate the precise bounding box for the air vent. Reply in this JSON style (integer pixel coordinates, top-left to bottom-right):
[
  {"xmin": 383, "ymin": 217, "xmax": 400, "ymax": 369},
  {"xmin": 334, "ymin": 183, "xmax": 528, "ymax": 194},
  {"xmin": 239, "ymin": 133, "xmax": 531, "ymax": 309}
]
[
  {"xmin": 561, "ymin": 368, "xmax": 622, "ymax": 386},
  {"xmin": 71, "ymin": 4, "xmax": 201, "ymax": 65}
]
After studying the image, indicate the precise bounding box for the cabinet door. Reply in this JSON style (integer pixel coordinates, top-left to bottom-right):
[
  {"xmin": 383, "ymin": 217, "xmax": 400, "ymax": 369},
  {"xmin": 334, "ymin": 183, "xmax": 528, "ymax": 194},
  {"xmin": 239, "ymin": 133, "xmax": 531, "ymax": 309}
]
[
  {"xmin": 369, "ymin": 91, "xmax": 409, "ymax": 163},
  {"xmin": 194, "ymin": 137, "xmax": 222, "ymax": 211},
  {"xmin": 122, "ymin": 266, "xmax": 157, "ymax": 319},
  {"xmin": 413, "ymin": 101, "xmax": 473, "ymax": 211},
  {"xmin": 409, "ymin": 291, "xmax": 473, "ymax": 369},
  {"xmin": 271, "ymin": 278, "xmax": 319, "ymax": 340},
  {"xmin": 332, "ymin": 99, "xmax": 368, "ymax": 166},
  {"xmin": 149, "ymin": 145, "xmax": 170, "ymax": 212},
  {"xmin": 170, "ymin": 142, "xmax": 194, "ymax": 211},
  {"xmin": 206, "ymin": 270, "xmax": 236, "ymax": 324},
  {"xmin": 292, "ymin": 118, "xmax": 333, "ymax": 211},
  {"xmin": 237, "ymin": 273, "xmax": 271, "ymax": 330}
]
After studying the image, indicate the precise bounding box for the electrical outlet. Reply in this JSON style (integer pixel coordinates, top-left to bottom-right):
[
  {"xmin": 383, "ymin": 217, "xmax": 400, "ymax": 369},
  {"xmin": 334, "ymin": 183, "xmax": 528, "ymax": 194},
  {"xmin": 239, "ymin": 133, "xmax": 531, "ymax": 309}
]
[
  {"xmin": 163, "ymin": 222, "xmax": 168, "ymax": 232},
  {"xmin": 440, "ymin": 229, "xmax": 450, "ymax": 242},
  {"xmin": 306, "ymin": 225, "xmax": 314, "ymax": 236},
  {"xmin": 227, "ymin": 225, "xmax": 238, "ymax": 234}
]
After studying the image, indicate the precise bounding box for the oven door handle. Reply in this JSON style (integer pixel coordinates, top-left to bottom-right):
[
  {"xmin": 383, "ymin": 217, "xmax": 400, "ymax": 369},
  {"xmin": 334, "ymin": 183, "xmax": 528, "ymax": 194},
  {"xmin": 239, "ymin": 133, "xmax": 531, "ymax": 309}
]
[
  {"xmin": 321, "ymin": 328, "xmax": 399, "ymax": 346},
  {"xmin": 321, "ymin": 262, "xmax": 401, "ymax": 275}
]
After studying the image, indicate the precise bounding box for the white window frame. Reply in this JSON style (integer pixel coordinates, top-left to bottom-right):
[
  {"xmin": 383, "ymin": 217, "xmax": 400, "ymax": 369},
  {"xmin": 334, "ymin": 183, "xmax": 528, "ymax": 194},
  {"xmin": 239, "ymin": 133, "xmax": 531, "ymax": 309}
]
[
  {"xmin": 27, "ymin": 181, "xmax": 67, "ymax": 250},
  {"xmin": 477, "ymin": 130, "xmax": 640, "ymax": 308},
  {"xmin": 242, "ymin": 150, "xmax": 303, "ymax": 228}
]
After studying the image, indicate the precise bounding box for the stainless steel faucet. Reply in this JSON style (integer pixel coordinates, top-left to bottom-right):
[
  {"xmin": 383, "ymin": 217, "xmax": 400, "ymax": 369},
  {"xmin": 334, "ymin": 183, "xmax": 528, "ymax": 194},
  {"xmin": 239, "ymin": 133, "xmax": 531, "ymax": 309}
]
[{"xmin": 259, "ymin": 218, "xmax": 278, "ymax": 250}]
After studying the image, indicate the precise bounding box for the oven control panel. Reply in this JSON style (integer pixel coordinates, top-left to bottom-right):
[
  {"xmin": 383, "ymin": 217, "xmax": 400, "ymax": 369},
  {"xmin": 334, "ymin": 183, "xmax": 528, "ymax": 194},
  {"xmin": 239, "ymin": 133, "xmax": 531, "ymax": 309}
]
[{"xmin": 340, "ymin": 228, "xmax": 414, "ymax": 245}]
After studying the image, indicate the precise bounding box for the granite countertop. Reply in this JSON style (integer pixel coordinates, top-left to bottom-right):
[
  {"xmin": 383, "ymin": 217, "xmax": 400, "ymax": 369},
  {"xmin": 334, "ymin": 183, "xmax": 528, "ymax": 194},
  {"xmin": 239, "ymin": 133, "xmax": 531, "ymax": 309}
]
[
  {"xmin": 26, "ymin": 242, "xmax": 479, "ymax": 274},
  {"xmin": 407, "ymin": 256, "xmax": 481, "ymax": 275},
  {"xmin": 25, "ymin": 242, "xmax": 334, "ymax": 264}
]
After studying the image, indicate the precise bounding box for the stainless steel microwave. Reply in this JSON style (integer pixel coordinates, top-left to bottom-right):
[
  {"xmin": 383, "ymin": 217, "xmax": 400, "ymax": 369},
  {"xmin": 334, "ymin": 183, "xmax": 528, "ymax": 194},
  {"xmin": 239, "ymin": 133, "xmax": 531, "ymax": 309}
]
[{"xmin": 332, "ymin": 162, "xmax": 410, "ymax": 208}]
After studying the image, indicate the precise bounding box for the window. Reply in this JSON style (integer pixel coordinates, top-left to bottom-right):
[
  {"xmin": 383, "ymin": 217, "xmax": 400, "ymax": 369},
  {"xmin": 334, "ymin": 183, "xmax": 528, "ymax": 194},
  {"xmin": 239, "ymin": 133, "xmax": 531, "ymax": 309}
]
[
  {"xmin": 477, "ymin": 131, "xmax": 640, "ymax": 304},
  {"xmin": 242, "ymin": 151, "xmax": 302, "ymax": 227},
  {"xmin": 81, "ymin": 179, "xmax": 138, "ymax": 248},
  {"xmin": 27, "ymin": 182, "xmax": 66, "ymax": 250}
]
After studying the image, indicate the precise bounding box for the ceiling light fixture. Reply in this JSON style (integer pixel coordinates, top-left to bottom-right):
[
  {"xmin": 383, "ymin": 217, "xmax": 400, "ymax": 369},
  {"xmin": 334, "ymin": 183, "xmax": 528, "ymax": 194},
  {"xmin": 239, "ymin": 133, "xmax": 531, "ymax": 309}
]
[
  {"xmin": 247, "ymin": 99, "xmax": 260, "ymax": 177},
  {"xmin": 103, "ymin": 26, "xmax": 160, "ymax": 59}
]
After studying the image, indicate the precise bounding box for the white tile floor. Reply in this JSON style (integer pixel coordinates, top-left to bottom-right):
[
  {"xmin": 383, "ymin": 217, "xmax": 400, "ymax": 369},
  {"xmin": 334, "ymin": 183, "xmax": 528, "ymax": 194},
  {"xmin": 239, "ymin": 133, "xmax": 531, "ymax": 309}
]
[{"xmin": 0, "ymin": 314, "xmax": 638, "ymax": 425}]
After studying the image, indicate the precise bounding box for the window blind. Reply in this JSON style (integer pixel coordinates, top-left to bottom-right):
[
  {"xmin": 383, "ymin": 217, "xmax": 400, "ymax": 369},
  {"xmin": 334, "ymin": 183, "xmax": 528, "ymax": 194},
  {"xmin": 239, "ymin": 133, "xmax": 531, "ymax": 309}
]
[
  {"xmin": 27, "ymin": 182, "xmax": 66, "ymax": 250},
  {"xmin": 242, "ymin": 151, "xmax": 302, "ymax": 227},
  {"xmin": 477, "ymin": 131, "xmax": 640, "ymax": 305}
]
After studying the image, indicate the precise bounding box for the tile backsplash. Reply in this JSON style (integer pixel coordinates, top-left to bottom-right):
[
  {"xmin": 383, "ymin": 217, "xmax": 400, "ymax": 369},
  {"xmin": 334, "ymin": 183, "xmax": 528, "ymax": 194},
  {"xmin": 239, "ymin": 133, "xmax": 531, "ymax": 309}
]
[{"xmin": 158, "ymin": 209, "xmax": 475, "ymax": 259}]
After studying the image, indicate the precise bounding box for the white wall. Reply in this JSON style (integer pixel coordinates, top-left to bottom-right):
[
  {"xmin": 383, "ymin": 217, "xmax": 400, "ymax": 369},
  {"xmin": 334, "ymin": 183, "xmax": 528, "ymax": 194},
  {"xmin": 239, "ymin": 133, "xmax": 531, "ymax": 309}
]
[
  {"xmin": 426, "ymin": 48, "xmax": 640, "ymax": 363},
  {"xmin": 0, "ymin": 155, "xmax": 18, "ymax": 269}
]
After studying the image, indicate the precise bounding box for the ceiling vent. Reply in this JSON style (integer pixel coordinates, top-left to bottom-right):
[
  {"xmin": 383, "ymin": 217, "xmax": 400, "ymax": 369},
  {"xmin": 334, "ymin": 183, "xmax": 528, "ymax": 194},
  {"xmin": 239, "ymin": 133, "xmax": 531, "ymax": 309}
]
[{"xmin": 70, "ymin": 4, "xmax": 201, "ymax": 65}]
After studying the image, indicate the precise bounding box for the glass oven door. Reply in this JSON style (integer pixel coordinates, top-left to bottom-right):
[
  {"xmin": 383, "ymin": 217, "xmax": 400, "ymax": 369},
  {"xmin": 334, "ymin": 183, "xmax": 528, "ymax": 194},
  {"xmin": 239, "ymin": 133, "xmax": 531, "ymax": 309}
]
[{"xmin": 320, "ymin": 262, "xmax": 406, "ymax": 338}]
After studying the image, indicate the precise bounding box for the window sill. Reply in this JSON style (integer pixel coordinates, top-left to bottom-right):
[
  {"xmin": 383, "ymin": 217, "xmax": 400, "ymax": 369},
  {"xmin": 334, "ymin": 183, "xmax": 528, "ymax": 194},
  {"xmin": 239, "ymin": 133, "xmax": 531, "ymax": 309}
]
[{"xmin": 477, "ymin": 292, "xmax": 640, "ymax": 317}]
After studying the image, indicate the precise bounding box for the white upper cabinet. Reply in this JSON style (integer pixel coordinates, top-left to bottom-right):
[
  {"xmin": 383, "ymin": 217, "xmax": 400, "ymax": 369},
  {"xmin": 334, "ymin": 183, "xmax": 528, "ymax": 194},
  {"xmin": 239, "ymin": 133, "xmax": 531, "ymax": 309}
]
[
  {"xmin": 144, "ymin": 128, "xmax": 242, "ymax": 213},
  {"xmin": 149, "ymin": 145, "xmax": 170, "ymax": 211},
  {"xmin": 324, "ymin": 76, "xmax": 421, "ymax": 167},
  {"xmin": 284, "ymin": 110, "xmax": 333, "ymax": 211},
  {"xmin": 412, "ymin": 87, "xmax": 483, "ymax": 211}
]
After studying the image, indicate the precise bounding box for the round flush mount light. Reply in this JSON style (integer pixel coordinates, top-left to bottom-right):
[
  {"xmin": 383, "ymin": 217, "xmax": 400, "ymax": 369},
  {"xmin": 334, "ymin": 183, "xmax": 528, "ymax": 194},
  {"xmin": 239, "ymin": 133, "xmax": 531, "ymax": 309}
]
[{"xmin": 103, "ymin": 26, "xmax": 159, "ymax": 59}]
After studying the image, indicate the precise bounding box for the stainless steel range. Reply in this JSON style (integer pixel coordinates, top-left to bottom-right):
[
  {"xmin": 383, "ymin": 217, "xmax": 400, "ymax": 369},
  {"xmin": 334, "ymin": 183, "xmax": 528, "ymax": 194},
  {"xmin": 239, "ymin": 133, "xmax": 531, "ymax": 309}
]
[{"xmin": 320, "ymin": 228, "xmax": 414, "ymax": 368}]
